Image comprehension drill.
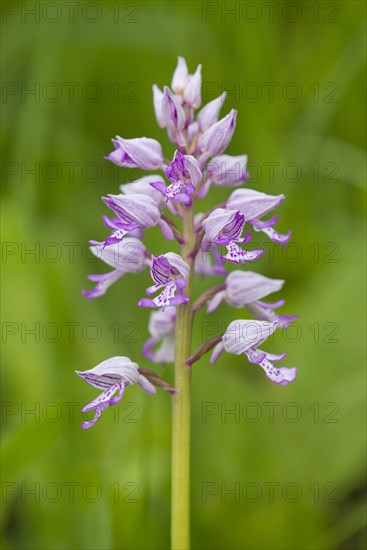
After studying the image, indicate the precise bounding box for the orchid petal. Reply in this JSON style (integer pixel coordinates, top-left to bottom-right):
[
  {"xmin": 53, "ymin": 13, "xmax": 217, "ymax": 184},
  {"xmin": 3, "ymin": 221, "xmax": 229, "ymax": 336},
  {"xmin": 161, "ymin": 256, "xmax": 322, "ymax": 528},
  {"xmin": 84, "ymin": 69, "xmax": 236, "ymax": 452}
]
[{"xmin": 198, "ymin": 92, "xmax": 227, "ymax": 131}]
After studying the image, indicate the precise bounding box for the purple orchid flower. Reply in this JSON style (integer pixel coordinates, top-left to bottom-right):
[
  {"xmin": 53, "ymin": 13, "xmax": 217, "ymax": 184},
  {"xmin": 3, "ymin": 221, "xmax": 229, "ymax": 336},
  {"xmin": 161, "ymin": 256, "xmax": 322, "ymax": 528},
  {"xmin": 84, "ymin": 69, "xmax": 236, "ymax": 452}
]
[
  {"xmin": 206, "ymin": 270, "xmax": 298, "ymax": 326},
  {"xmin": 207, "ymin": 154, "xmax": 249, "ymax": 187},
  {"xmin": 210, "ymin": 320, "xmax": 297, "ymax": 386},
  {"xmin": 93, "ymin": 193, "xmax": 172, "ymax": 246},
  {"xmin": 143, "ymin": 307, "xmax": 176, "ymax": 364},
  {"xmin": 202, "ymin": 208, "xmax": 264, "ymax": 265},
  {"xmin": 76, "ymin": 356, "xmax": 156, "ymax": 429},
  {"xmin": 207, "ymin": 270, "xmax": 284, "ymax": 311},
  {"xmin": 162, "ymin": 86, "xmax": 185, "ymax": 137},
  {"xmin": 153, "ymin": 59, "xmax": 187, "ymax": 129},
  {"xmin": 198, "ymin": 109, "xmax": 237, "ymax": 158},
  {"xmin": 105, "ymin": 136, "xmax": 164, "ymax": 170},
  {"xmin": 82, "ymin": 239, "xmax": 149, "ymax": 299},
  {"xmin": 193, "ymin": 213, "xmax": 226, "ymax": 276},
  {"xmin": 227, "ymin": 189, "xmax": 291, "ymax": 245},
  {"xmin": 139, "ymin": 252, "xmax": 189, "ymax": 309},
  {"xmin": 151, "ymin": 150, "xmax": 202, "ymax": 205}
]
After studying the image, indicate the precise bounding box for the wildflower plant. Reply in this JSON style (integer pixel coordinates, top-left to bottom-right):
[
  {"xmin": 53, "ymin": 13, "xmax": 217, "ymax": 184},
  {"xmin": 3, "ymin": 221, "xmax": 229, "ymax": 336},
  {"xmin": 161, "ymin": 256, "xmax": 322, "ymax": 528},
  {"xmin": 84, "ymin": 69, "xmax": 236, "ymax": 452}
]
[{"xmin": 77, "ymin": 57, "xmax": 297, "ymax": 549}]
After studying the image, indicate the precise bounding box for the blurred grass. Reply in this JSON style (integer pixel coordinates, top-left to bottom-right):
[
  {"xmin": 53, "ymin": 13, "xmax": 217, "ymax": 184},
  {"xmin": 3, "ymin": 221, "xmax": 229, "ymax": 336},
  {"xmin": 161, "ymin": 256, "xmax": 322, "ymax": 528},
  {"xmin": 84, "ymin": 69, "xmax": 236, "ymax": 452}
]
[{"xmin": 1, "ymin": 1, "xmax": 366, "ymax": 549}]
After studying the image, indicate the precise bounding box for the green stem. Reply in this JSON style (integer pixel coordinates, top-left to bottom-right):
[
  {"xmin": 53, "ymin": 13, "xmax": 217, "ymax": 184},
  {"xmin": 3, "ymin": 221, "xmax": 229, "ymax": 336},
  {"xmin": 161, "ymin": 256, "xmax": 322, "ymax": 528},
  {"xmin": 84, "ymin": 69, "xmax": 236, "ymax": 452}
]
[{"xmin": 171, "ymin": 205, "xmax": 194, "ymax": 550}]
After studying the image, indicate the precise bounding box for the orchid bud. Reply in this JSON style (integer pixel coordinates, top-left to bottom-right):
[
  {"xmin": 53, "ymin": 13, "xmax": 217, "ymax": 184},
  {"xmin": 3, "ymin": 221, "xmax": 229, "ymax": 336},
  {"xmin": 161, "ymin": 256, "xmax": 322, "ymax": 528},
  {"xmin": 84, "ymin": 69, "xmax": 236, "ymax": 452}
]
[
  {"xmin": 198, "ymin": 92, "xmax": 227, "ymax": 131},
  {"xmin": 171, "ymin": 56, "xmax": 189, "ymax": 94},
  {"xmin": 152, "ymin": 84, "xmax": 166, "ymax": 127},
  {"xmin": 105, "ymin": 136, "xmax": 164, "ymax": 170},
  {"xmin": 198, "ymin": 109, "xmax": 237, "ymax": 157},
  {"xmin": 183, "ymin": 64, "xmax": 202, "ymax": 108},
  {"xmin": 162, "ymin": 86, "xmax": 185, "ymax": 132}
]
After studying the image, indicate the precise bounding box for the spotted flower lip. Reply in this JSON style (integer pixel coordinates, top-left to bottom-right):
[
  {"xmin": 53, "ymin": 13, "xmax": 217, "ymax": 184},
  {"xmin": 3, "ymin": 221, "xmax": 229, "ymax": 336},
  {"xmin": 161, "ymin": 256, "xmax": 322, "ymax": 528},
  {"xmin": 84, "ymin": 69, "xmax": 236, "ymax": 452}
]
[
  {"xmin": 82, "ymin": 239, "xmax": 148, "ymax": 299},
  {"xmin": 138, "ymin": 252, "xmax": 189, "ymax": 309},
  {"xmin": 198, "ymin": 92, "xmax": 227, "ymax": 132},
  {"xmin": 210, "ymin": 320, "xmax": 297, "ymax": 386},
  {"xmin": 227, "ymin": 189, "xmax": 291, "ymax": 245},
  {"xmin": 105, "ymin": 136, "xmax": 164, "ymax": 170},
  {"xmin": 198, "ymin": 109, "xmax": 237, "ymax": 157},
  {"xmin": 76, "ymin": 356, "xmax": 156, "ymax": 429},
  {"xmin": 151, "ymin": 150, "xmax": 202, "ymax": 205},
  {"xmin": 207, "ymin": 154, "xmax": 249, "ymax": 186},
  {"xmin": 143, "ymin": 307, "xmax": 176, "ymax": 365},
  {"xmin": 165, "ymin": 150, "xmax": 202, "ymax": 186},
  {"xmin": 202, "ymin": 208, "xmax": 264, "ymax": 265}
]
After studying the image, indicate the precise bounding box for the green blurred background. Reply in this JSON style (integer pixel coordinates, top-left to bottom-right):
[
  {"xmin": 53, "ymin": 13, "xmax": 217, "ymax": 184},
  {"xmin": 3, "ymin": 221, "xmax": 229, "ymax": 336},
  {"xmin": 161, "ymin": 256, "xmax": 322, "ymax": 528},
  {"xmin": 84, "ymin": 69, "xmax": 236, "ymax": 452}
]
[{"xmin": 1, "ymin": 1, "xmax": 366, "ymax": 549}]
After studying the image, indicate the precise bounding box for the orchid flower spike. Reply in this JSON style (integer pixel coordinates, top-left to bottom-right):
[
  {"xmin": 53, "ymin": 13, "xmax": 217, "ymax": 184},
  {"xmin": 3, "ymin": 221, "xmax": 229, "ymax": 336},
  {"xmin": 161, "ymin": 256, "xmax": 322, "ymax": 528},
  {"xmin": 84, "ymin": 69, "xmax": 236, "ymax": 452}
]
[{"xmin": 80, "ymin": 57, "xmax": 298, "ymax": 434}]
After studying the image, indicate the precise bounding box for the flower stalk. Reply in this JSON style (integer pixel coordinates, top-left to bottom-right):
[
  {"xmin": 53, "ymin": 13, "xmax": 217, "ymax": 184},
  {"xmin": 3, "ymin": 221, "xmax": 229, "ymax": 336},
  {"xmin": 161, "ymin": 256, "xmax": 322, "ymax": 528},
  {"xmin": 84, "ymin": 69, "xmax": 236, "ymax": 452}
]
[{"xmin": 171, "ymin": 205, "xmax": 194, "ymax": 550}]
